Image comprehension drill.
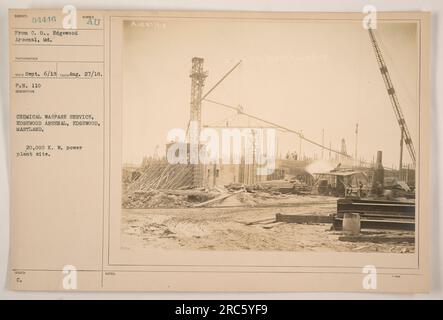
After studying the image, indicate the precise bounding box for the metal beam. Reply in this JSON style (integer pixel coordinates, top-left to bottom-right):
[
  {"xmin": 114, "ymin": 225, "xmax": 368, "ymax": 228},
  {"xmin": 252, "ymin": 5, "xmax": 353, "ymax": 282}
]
[
  {"xmin": 203, "ymin": 98, "xmax": 352, "ymax": 158},
  {"xmin": 200, "ymin": 60, "xmax": 242, "ymax": 102}
]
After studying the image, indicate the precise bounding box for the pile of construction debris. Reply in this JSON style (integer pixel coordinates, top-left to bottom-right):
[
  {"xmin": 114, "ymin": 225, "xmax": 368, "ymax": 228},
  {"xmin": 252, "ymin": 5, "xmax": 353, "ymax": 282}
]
[
  {"xmin": 122, "ymin": 161, "xmax": 314, "ymax": 209},
  {"xmin": 226, "ymin": 179, "xmax": 311, "ymax": 195},
  {"xmin": 122, "ymin": 189, "xmax": 218, "ymax": 209},
  {"xmin": 123, "ymin": 184, "xmax": 321, "ymax": 209},
  {"xmin": 124, "ymin": 162, "xmax": 197, "ymax": 193}
]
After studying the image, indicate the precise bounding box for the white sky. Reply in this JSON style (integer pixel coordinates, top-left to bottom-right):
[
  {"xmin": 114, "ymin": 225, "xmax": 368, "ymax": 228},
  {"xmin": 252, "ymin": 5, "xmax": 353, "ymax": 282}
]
[{"xmin": 122, "ymin": 19, "xmax": 419, "ymax": 169}]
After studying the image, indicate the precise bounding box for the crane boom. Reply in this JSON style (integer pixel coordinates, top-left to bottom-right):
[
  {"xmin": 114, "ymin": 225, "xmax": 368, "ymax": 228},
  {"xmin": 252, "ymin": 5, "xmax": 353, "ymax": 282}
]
[{"xmin": 368, "ymin": 28, "xmax": 416, "ymax": 166}]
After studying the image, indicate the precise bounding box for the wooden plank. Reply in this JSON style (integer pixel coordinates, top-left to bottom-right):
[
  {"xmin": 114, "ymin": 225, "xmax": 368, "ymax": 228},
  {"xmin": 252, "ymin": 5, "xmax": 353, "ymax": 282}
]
[
  {"xmin": 193, "ymin": 190, "xmax": 244, "ymax": 208},
  {"xmin": 276, "ymin": 213, "xmax": 332, "ymax": 224}
]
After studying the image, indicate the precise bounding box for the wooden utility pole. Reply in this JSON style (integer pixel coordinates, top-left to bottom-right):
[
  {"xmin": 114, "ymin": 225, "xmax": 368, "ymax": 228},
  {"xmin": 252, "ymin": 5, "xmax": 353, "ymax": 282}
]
[
  {"xmin": 354, "ymin": 123, "xmax": 358, "ymax": 167},
  {"xmin": 299, "ymin": 130, "xmax": 303, "ymax": 160},
  {"xmin": 321, "ymin": 129, "xmax": 324, "ymax": 159}
]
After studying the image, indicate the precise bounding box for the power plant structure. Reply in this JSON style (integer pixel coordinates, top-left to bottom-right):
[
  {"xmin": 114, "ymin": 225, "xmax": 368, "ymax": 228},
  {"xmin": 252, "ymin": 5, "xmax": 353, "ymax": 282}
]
[
  {"xmin": 120, "ymin": 23, "xmax": 418, "ymax": 255},
  {"xmin": 124, "ymin": 26, "xmax": 416, "ymax": 202}
]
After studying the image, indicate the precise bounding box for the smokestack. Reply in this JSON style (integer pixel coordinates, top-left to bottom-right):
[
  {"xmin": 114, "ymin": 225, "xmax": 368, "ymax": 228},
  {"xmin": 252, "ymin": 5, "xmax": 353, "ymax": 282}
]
[
  {"xmin": 376, "ymin": 150, "xmax": 382, "ymax": 166},
  {"xmin": 371, "ymin": 150, "xmax": 384, "ymax": 196}
]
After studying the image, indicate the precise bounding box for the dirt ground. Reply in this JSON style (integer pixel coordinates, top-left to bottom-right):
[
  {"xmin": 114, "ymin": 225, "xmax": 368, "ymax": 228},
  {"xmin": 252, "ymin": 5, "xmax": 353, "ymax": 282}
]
[{"xmin": 121, "ymin": 196, "xmax": 415, "ymax": 253}]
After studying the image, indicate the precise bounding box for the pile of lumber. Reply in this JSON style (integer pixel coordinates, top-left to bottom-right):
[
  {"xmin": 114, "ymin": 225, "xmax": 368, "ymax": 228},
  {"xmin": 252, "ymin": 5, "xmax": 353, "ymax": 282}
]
[
  {"xmin": 124, "ymin": 162, "xmax": 196, "ymax": 194},
  {"xmin": 257, "ymin": 180, "xmax": 311, "ymax": 194},
  {"xmin": 332, "ymin": 198, "xmax": 415, "ymax": 231}
]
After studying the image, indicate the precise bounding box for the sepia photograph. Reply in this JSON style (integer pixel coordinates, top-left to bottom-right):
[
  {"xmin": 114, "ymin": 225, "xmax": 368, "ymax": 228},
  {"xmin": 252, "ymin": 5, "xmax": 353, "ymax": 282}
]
[
  {"xmin": 6, "ymin": 7, "xmax": 435, "ymax": 295},
  {"xmin": 120, "ymin": 18, "xmax": 418, "ymax": 253}
]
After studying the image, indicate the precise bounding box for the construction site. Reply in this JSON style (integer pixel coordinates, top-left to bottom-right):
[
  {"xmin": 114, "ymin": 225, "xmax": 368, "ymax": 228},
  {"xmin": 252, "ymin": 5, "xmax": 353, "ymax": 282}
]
[{"xmin": 121, "ymin": 26, "xmax": 416, "ymax": 253}]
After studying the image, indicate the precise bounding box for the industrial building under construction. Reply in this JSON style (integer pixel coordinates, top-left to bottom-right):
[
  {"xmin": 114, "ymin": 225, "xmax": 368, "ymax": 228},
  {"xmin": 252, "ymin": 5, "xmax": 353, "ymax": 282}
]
[{"xmin": 121, "ymin": 26, "xmax": 416, "ymax": 253}]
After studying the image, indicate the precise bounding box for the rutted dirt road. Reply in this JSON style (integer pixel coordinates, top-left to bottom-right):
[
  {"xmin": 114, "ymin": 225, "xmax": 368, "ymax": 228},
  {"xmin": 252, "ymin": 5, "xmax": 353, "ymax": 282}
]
[{"xmin": 121, "ymin": 196, "xmax": 414, "ymax": 253}]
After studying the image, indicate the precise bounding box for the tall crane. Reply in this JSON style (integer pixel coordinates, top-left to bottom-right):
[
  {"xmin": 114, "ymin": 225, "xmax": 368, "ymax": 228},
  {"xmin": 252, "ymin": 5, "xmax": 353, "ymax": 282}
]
[{"xmin": 368, "ymin": 27, "xmax": 416, "ymax": 168}]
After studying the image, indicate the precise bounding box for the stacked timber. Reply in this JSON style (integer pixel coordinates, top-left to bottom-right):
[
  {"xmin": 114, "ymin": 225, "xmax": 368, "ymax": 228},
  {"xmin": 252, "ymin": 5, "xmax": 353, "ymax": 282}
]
[
  {"xmin": 332, "ymin": 198, "xmax": 415, "ymax": 231},
  {"xmin": 124, "ymin": 162, "xmax": 196, "ymax": 194}
]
